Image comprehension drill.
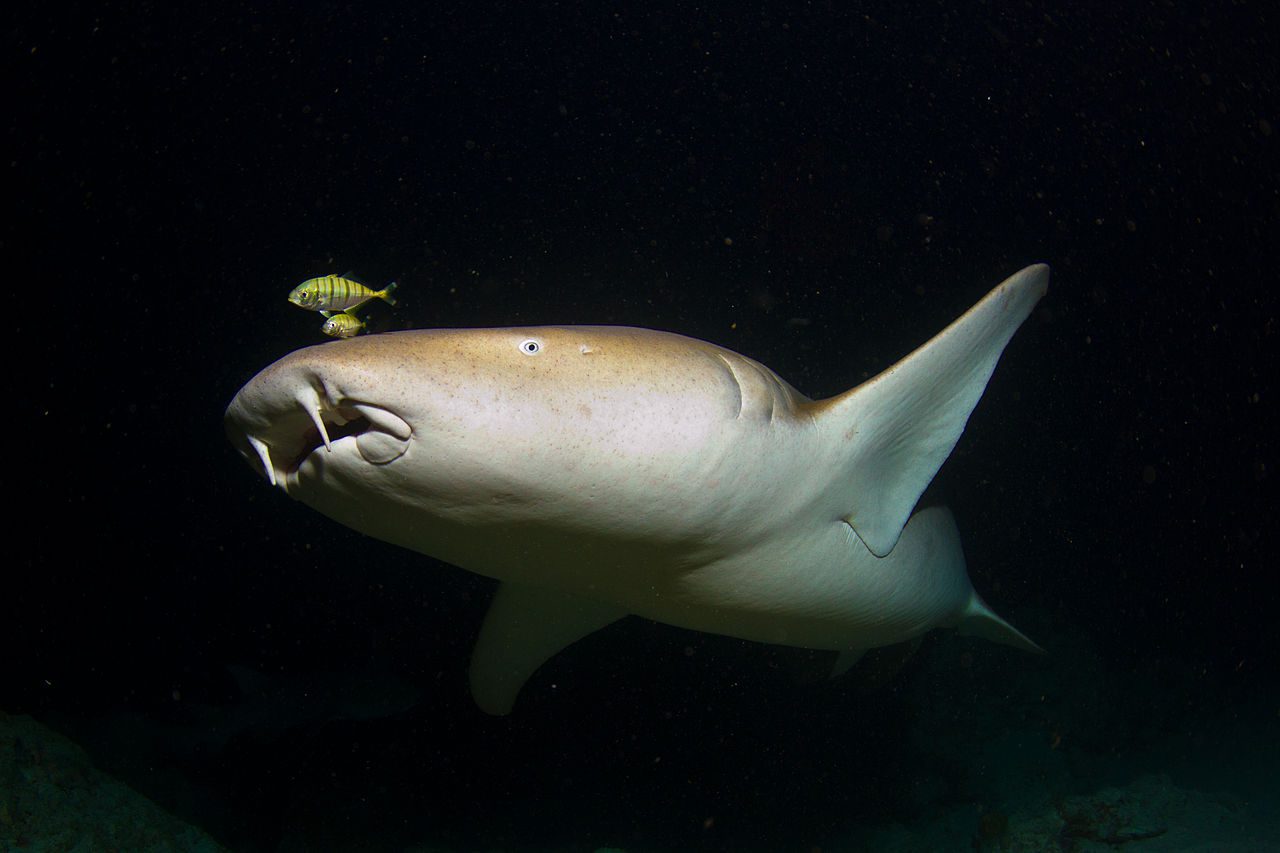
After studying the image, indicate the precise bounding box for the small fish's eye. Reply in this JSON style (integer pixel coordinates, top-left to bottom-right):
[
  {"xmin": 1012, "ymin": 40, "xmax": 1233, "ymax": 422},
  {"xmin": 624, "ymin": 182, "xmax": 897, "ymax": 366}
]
[{"xmin": 519, "ymin": 339, "xmax": 542, "ymax": 355}]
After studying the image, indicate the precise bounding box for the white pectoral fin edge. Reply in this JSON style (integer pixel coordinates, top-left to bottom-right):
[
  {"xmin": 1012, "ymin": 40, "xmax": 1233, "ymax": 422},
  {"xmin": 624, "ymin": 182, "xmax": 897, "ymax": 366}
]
[
  {"xmin": 469, "ymin": 582, "xmax": 629, "ymax": 715},
  {"xmin": 826, "ymin": 264, "xmax": 1049, "ymax": 556}
]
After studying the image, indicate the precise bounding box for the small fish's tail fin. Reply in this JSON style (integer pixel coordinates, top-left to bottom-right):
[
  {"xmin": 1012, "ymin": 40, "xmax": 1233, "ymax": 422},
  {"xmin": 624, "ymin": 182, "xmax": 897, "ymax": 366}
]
[
  {"xmin": 807, "ymin": 264, "xmax": 1049, "ymax": 557},
  {"xmin": 956, "ymin": 592, "xmax": 1044, "ymax": 654},
  {"xmin": 376, "ymin": 281, "xmax": 399, "ymax": 307}
]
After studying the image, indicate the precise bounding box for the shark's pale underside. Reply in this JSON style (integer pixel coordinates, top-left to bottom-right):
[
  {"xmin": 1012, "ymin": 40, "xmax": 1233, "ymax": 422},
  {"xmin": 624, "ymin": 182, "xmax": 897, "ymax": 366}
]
[{"xmin": 225, "ymin": 264, "xmax": 1049, "ymax": 714}]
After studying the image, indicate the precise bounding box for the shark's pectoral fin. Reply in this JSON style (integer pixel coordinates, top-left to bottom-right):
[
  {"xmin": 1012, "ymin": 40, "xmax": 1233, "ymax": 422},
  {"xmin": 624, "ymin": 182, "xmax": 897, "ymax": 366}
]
[
  {"xmin": 469, "ymin": 582, "xmax": 628, "ymax": 715},
  {"xmin": 814, "ymin": 264, "xmax": 1048, "ymax": 556}
]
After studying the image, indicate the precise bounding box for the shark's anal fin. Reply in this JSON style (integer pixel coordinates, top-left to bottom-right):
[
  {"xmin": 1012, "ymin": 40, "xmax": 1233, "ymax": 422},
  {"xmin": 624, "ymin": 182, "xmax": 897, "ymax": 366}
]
[
  {"xmin": 469, "ymin": 582, "xmax": 628, "ymax": 715},
  {"xmin": 813, "ymin": 264, "xmax": 1049, "ymax": 556}
]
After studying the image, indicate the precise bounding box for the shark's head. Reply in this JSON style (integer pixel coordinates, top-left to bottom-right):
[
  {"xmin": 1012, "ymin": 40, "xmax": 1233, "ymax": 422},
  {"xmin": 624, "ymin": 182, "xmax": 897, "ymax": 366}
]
[
  {"xmin": 224, "ymin": 333, "xmax": 417, "ymax": 493},
  {"xmin": 227, "ymin": 329, "xmax": 574, "ymax": 506},
  {"xmin": 224, "ymin": 326, "xmax": 751, "ymax": 576}
]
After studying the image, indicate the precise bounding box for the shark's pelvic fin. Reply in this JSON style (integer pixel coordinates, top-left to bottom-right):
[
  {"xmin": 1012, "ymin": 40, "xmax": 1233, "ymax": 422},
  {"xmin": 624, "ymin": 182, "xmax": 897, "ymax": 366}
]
[
  {"xmin": 469, "ymin": 582, "xmax": 628, "ymax": 715},
  {"xmin": 811, "ymin": 264, "xmax": 1049, "ymax": 557}
]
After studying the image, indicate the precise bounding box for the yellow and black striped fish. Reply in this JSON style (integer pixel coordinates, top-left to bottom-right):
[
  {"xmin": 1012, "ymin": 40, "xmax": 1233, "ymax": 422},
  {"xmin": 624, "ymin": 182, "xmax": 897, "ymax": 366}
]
[
  {"xmin": 320, "ymin": 310, "xmax": 366, "ymax": 339},
  {"xmin": 288, "ymin": 275, "xmax": 398, "ymax": 312}
]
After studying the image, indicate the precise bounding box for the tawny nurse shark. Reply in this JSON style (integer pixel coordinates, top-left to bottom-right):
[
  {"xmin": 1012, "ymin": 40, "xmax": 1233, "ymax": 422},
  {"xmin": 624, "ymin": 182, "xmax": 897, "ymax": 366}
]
[{"xmin": 226, "ymin": 264, "xmax": 1048, "ymax": 714}]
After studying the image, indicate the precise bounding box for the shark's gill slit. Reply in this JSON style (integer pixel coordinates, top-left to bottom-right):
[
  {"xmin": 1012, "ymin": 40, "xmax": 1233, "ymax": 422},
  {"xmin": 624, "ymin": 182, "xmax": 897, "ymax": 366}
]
[{"xmin": 713, "ymin": 352, "xmax": 745, "ymax": 418}]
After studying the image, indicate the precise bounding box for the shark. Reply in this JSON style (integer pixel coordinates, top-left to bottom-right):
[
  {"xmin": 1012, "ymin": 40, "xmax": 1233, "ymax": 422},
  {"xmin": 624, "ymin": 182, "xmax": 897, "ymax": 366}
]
[{"xmin": 225, "ymin": 264, "xmax": 1048, "ymax": 714}]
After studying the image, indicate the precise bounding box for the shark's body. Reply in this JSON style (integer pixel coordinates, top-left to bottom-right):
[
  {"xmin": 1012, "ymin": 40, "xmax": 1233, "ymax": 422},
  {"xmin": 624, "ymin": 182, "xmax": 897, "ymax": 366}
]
[{"xmin": 226, "ymin": 264, "xmax": 1048, "ymax": 713}]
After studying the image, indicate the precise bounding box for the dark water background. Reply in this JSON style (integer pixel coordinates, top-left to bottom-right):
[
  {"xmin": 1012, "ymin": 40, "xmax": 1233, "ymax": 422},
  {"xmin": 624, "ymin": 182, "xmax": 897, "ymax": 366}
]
[{"xmin": 7, "ymin": 3, "xmax": 1277, "ymax": 851}]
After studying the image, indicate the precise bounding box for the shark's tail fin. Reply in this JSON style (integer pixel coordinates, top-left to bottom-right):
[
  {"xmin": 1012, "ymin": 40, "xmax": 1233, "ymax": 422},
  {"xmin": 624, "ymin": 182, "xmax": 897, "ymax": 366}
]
[
  {"xmin": 956, "ymin": 592, "xmax": 1044, "ymax": 654},
  {"xmin": 807, "ymin": 264, "xmax": 1049, "ymax": 557}
]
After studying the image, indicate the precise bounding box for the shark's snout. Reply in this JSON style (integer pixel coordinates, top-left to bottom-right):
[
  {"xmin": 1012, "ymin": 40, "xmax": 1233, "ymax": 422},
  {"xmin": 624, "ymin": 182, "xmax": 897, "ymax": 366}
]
[{"xmin": 225, "ymin": 357, "xmax": 412, "ymax": 490}]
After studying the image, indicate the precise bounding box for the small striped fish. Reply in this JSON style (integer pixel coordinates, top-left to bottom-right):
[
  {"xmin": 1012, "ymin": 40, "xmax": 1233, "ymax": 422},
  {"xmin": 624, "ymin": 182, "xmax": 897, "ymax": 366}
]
[
  {"xmin": 288, "ymin": 275, "xmax": 398, "ymax": 312},
  {"xmin": 320, "ymin": 311, "xmax": 366, "ymax": 339}
]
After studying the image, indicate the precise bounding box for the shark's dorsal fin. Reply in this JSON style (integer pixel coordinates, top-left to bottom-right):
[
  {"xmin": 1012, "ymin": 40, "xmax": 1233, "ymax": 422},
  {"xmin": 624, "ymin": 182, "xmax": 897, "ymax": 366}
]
[
  {"xmin": 809, "ymin": 264, "xmax": 1048, "ymax": 556},
  {"xmin": 469, "ymin": 582, "xmax": 628, "ymax": 715}
]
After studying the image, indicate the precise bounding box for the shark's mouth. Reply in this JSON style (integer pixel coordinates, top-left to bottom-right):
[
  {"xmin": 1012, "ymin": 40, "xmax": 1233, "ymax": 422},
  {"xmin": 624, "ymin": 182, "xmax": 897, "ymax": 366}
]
[
  {"xmin": 227, "ymin": 388, "xmax": 412, "ymax": 490},
  {"xmin": 288, "ymin": 404, "xmax": 380, "ymax": 471}
]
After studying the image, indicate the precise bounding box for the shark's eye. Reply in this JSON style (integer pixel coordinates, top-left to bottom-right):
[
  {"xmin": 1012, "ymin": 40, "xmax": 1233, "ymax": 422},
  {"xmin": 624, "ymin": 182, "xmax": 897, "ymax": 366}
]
[{"xmin": 519, "ymin": 339, "xmax": 542, "ymax": 355}]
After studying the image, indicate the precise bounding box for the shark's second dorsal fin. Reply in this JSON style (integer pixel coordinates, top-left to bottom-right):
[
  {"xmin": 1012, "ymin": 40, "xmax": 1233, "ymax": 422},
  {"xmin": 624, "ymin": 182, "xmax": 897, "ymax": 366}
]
[
  {"xmin": 810, "ymin": 264, "xmax": 1049, "ymax": 557},
  {"xmin": 470, "ymin": 582, "xmax": 628, "ymax": 715}
]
